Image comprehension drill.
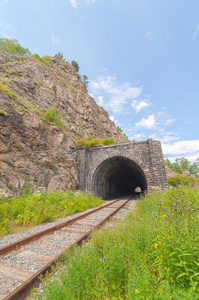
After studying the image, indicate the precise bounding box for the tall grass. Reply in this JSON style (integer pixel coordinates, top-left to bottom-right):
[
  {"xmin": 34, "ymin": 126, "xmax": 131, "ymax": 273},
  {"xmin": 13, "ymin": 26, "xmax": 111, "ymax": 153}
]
[
  {"xmin": 30, "ymin": 187, "xmax": 199, "ymax": 299},
  {"xmin": 0, "ymin": 190, "xmax": 104, "ymax": 236}
]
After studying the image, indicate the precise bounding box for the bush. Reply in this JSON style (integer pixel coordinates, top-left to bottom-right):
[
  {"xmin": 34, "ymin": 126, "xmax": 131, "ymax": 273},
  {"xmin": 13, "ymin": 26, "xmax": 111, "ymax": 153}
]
[
  {"xmin": 102, "ymin": 138, "xmax": 116, "ymax": 145},
  {"xmin": 42, "ymin": 106, "xmax": 63, "ymax": 128},
  {"xmin": 168, "ymin": 174, "xmax": 199, "ymax": 187},
  {"xmin": 0, "ymin": 38, "xmax": 31, "ymax": 56},
  {"xmin": 76, "ymin": 138, "xmax": 116, "ymax": 148},
  {"xmin": 71, "ymin": 60, "xmax": 79, "ymax": 72}
]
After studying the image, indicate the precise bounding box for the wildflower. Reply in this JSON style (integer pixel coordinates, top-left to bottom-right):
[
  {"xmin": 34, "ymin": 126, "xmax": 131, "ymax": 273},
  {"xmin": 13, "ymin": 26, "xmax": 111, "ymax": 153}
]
[
  {"xmin": 190, "ymin": 202, "xmax": 192, "ymax": 205},
  {"xmin": 169, "ymin": 196, "xmax": 171, "ymax": 198},
  {"xmin": 154, "ymin": 243, "xmax": 158, "ymax": 249},
  {"xmin": 180, "ymin": 207, "xmax": 183, "ymax": 210},
  {"xmin": 107, "ymin": 266, "xmax": 109, "ymax": 270},
  {"xmin": 173, "ymin": 203, "xmax": 175, "ymax": 206},
  {"xmin": 192, "ymin": 209, "xmax": 195, "ymax": 211},
  {"xmin": 164, "ymin": 221, "xmax": 167, "ymax": 224},
  {"xmin": 178, "ymin": 200, "xmax": 181, "ymax": 203},
  {"xmin": 185, "ymin": 200, "xmax": 187, "ymax": 202},
  {"xmin": 135, "ymin": 289, "xmax": 139, "ymax": 295}
]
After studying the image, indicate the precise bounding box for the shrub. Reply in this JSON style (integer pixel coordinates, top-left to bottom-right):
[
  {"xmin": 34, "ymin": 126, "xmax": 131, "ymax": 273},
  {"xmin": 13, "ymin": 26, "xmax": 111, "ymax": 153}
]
[
  {"xmin": 76, "ymin": 138, "xmax": 116, "ymax": 148},
  {"xmin": 76, "ymin": 140, "xmax": 87, "ymax": 147},
  {"xmin": 42, "ymin": 106, "xmax": 63, "ymax": 128},
  {"xmin": 0, "ymin": 38, "xmax": 31, "ymax": 56},
  {"xmin": 86, "ymin": 138, "xmax": 103, "ymax": 148},
  {"xmin": 102, "ymin": 138, "xmax": 116, "ymax": 145},
  {"xmin": 71, "ymin": 60, "xmax": 79, "ymax": 72},
  {"xmin": 168, "ymin": 174, "xmax": 199, "ymax": 187}
]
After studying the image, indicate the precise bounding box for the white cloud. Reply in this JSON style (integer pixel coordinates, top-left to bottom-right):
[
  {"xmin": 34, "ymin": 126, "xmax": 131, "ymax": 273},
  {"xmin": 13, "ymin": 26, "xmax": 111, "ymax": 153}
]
[
  {"xmin": 51, "ymin": 34, "xmax": 59, "ymax": 45},
  {"xmin": 70, "ymin": 0, "xmax": 79, "ymax": 9},
  {"xmin": 135, "ymin": 114, "xmax": 156, "ymax": 129},
  {"xmin": 85, "ymin": 0, "xmax": 96, "ymax": 5},
  {"xmin": 162, "ymin": 140, "xmax": 199, "ymax": 162},
  {"xmin": 89, "ymin": 75, "xmax": 142, "ymax": 113},
  {"xmin": 69, "ymin": 0, "xmax": 96, "ymax": 8},
  {"xmin": 97, "ymin": 96, "xmax": 104, "ymax": 106},
  {"xmin": 131, "ymin": 100, "xmax": 151, "ymax": 113},
  {"xmin": 192, "ymin": 23, "xmax": 199, "ymax": 41},
  {"xmin": 110, "ymin": 115, "xmax": 114, "ymax": 122},
  {"xmin": 144, "ymin": 31, "xmax": 154, "ymax": 41}
]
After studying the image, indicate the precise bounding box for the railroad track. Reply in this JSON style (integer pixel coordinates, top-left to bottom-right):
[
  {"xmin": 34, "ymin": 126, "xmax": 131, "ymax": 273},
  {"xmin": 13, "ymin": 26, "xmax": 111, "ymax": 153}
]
[{"xmin": 0, "ymin": 196, "xmax": 134, "ymax": 300}]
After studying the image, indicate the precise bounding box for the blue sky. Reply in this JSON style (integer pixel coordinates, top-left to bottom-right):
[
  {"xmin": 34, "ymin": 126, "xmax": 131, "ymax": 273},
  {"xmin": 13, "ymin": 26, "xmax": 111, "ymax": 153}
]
[{"xmin": 0, "ymin": 0, "xmax": 199, "ymax": 161}]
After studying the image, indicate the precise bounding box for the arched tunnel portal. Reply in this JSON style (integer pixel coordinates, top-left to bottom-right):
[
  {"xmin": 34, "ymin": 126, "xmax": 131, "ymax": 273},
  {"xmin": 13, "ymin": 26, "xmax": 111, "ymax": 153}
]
[{"xmin": 91, "ymin": 156, "xmax": 147, "ymax": 199}]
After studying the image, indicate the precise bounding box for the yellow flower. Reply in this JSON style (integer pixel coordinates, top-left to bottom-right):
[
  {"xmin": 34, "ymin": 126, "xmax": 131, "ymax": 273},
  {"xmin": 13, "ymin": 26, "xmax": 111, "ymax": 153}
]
[
  {"xmin": 154, "ymin": 243, "xmax": 158, "ymax": 249},
  {"xmin": 135, "ymin": 289, "xmax": 139, "ymax": 295}
]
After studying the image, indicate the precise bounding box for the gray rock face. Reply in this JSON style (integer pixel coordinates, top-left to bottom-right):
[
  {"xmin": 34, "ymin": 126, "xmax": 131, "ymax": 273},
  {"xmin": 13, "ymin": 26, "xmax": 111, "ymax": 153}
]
[{"xmin": 0, "ymin": 52, "xmax": 127, "ymax": 193}]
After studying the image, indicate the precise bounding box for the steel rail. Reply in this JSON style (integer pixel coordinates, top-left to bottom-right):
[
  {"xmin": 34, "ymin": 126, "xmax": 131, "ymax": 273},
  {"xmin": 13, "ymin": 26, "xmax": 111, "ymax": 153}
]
[
  {"xmin": 2, "ymin": 197, "xmax": 131, "ymax": 300},
  {"xmin": 0, "ymin": 198, "xmax": 122, "ymax": 256}
]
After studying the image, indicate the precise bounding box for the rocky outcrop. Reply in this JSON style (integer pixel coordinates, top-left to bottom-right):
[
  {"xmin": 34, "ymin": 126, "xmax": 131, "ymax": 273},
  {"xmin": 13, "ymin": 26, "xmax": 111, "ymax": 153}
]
[
  {"xmin": 0, "ymin": 51, "xmax": 127, "ymax": 193},
  {"xmin": 165, "ymin": 166, "xmax": 177, "ymax": 178}
]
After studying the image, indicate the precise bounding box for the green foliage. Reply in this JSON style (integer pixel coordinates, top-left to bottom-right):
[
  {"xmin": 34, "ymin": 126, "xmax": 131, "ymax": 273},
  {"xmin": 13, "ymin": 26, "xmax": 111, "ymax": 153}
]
[
  {"xmin": 42, "ymin": 106, "xmax": 63, "ymax": 128},
  {"xmin": 71, "ymin": 60, "xmax": 79, "ymax": 72},
  {"xmin": 0, "ymin": 190, "xmax": 104, "ymax": 235},
  {"xmin": 76, "ymin": 138, "xmax": 116, "ymax": 148},
  {"xmin": 31, "ymin": 187, "xmax": 199, "ymax": 300},
  {"xmin": 50, "ymin": 163, "xmax": 56, "ymax": 169},
  {"xmin": 0, "ymin": 38, "xmax": 31, "ymax": 56},
  {"xmin": 165, "ymin": 157, "xmax": 199, "ymax": 177},
  {"xmin": 34, "ymin": 81, "xmax": 42, "ymax": 87},
  {"xmin": 102, "ymin": 137, "xmax": 116, "ymax": 145},
  {"xmin": 57, "ymin": 52, "xmax": 66, "ymax": 61},
  {"xmin": 52, "ymin": 84, "xmax": 57, "ymax": 98},
  {"xmin": 0, "ymin": 109, "xmax": 8, "ymax": 116},
  {"xmin": 0, "ymin": 83, "xmax": 31, "ymax": 111},
  {"xmin": 168, "ymin": 174, "xmax": 199, "ymax": 187},
  {"xmin": 32, "ymin": 54, "xmax": 51, "ymax": 66},
  {"xmin": 116, "ymin": 125, "xmax": 123, "ymax": 133},
  {"xmin": 7, "ymin": 182, "xmax": 13, "ymax": 188},
  {"xmin": 76, "ymin": 74, "xmax": 81, "ymax": 79},
  {"xmin": 81, "ymin": 74, "xmax": 89, "ymax": 89},
  {"xmin": 32, "ymin": 53, "xmax": 43, "ymax": 62}
]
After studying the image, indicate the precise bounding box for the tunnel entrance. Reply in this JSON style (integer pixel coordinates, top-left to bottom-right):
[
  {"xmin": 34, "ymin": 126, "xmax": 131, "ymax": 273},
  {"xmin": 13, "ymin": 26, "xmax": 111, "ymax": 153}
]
[{"xmin": 91, "ymin": 156, "xmax": 147, "ymax": 199}]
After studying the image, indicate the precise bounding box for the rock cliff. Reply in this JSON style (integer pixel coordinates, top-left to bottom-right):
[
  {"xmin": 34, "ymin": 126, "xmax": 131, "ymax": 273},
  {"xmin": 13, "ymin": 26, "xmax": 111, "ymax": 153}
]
[{"xmin": 0, "ymin": 51, "xmax": 127, "ymax": 193}]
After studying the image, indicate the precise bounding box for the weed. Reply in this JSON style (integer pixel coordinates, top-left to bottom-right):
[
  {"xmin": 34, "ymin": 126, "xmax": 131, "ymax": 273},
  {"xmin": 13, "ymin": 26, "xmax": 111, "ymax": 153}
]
[
  {"xmin": 0, "ymin": 190, "xmax": 104, "ymax": 235},
  {"xmin": 42, "ymin": 106, "xmax": 63, "ymax": 129},
  {"xmin": 0, "ymin": 109, "xmax": 8, "ymax": 116}
]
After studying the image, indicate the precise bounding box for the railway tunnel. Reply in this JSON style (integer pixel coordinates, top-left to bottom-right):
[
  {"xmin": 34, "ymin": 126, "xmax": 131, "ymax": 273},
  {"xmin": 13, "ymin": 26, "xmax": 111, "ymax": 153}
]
[
  {"xmin": 77, "ymin": 139, "xmax": 168, "ymax": 200},
  {"xmin": 91, "ymin": 157, "xmax": 147, "ymax": 199}
]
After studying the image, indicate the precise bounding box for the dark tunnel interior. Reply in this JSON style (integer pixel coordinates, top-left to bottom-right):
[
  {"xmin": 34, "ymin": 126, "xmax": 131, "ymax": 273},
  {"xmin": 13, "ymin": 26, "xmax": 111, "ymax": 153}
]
[{"xmin": 91, "ymin": 157, "xmax": 147, "ymax": 199}]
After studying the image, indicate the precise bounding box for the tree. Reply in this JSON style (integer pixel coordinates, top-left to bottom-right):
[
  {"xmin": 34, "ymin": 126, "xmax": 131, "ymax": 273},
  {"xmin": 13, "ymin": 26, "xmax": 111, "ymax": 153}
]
[
  {"xmin": 71, "ymin": 60, "xmax": 79, "ymax": 72},
  {"xmin": 81, "ymin": 75, "xmax": 89, "ymax": 89},
  {"xmin": 0, "ymin": 38, "xmax": 31, "ymax": 56}
]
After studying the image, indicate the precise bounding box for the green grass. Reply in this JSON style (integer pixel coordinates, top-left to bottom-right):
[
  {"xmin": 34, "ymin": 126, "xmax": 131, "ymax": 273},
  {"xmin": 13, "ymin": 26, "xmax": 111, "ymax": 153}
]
[
  {"xmin": 30, "ymin": 186, "xmax": 199, "ymax": 299},
  {"xmin": 0, "ymin": 190, "xmax": 104, "ymax": 236}
]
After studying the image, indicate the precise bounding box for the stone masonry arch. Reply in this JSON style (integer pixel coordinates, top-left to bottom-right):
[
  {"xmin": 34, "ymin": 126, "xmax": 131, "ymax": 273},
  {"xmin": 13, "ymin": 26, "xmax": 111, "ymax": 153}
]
[{"xmin": 77, "ymin": 139, "xmax": 168, "ymax": 199}]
